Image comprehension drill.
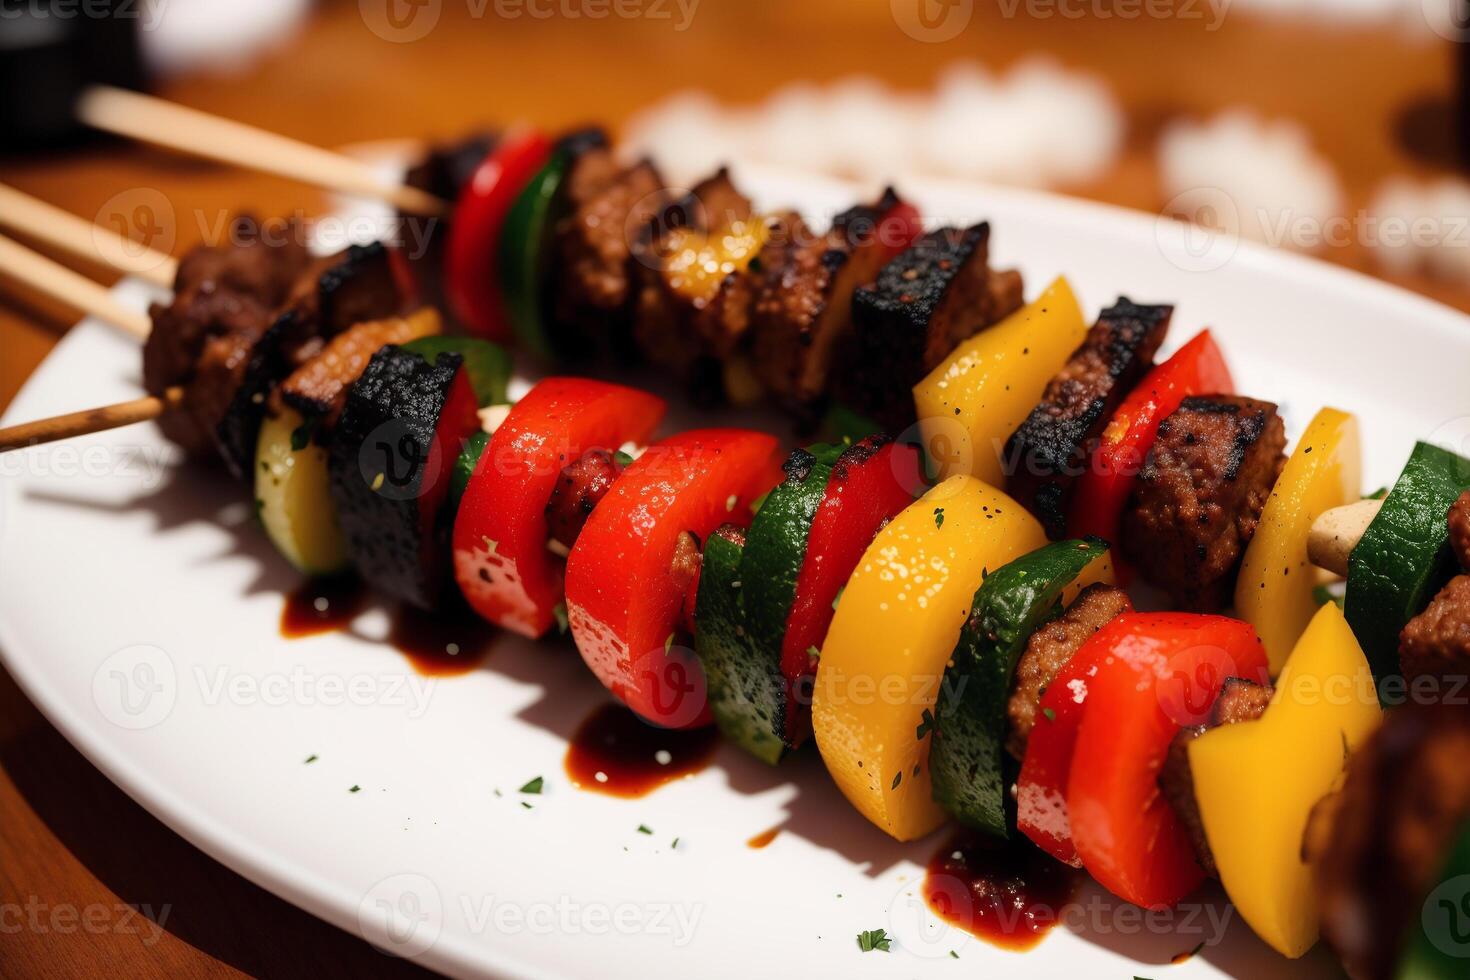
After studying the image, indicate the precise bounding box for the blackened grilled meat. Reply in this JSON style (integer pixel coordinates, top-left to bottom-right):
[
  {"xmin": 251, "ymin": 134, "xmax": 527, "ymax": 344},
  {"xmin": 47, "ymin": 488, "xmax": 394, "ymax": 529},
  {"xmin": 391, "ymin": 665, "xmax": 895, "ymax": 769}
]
[
  {"xmin": 837, "ymin": 223, "xmax": 1023, "ymax": 432},
  {"xmin": 1006, "ymin": 299, "xmax": 1171, "ymax": 538},
  {"xmin": 400, "ymin": 131, "xmax": 497, "ymax": 307},
  {"xmin": 1310, "ymin": 704, "xmax": 1470, "ymax": 980},
  {"xmin": 1122, "ymin": 395, "xmax": 1286, "ymax": 611}
]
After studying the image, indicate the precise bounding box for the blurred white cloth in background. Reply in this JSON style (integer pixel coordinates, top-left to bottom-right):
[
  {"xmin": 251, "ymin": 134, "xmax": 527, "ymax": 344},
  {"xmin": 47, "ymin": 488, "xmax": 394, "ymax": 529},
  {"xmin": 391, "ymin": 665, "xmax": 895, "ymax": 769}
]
[
  {"xmin": 619, "ymin": 59, "xmax": 1126, "ymax": 193},
  {"xmin": 140, "ymin": 0, "xmax": 313, "ymax": 77}
]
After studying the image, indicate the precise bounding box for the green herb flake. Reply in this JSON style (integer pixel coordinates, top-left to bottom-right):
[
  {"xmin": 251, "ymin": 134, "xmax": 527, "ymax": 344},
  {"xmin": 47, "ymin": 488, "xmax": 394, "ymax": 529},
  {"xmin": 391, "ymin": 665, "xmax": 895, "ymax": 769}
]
[
  {"xmin": 521, "ymin": 801, "xmax": 534, "ymax": 810},
  {"xmin": 1042, "ymin": 707, "xmax": 1057, "ymax": 722},
  {"xmin": 949, "ymin": 950, "xmax": 959, "ymax": 959},
  {"xmin": 856, "ymin": 928, "xmax": 892, "ymax": 953},
  {"xmin": 637, "ymin": 824, "xmax": 653, "ymax": 835},
  {"xmin": 304, "ymin": 754, "xmax": 318, "ymax": 764},
  {"xmin": 806, "ymin": 645, "xmax": 821, "ymax": 661},
  {"xmin": 933, "ymin": 507, "xmax": 945, "ymax": 529},
  {"xmin": 519, "ymin": 776, "xmax": 544, "ymax": 795},
  {"xmin": 832, "ymin": 586, "xmax": 845, "ymax": 612},
  {"xmin": 552, "ymin": 602, "xmax": 570, "ymax": 635},
  {"xmin": 614, "ymin": 450, "xmax": 635, "ymax": 468},
  {"xmin": 671, "ymin": 837, "xmax": 680, "ymax": 849},
  {"xmin": 349, "ymin": 785, "xmax": 361, "ymax": 793},
  {"xmin": 891, "ymin": 770, "xmax": 902, "ymax": 790},
  {"xmin": 289, "ymin": 415, "xmax": 320, "ymax": 452}
]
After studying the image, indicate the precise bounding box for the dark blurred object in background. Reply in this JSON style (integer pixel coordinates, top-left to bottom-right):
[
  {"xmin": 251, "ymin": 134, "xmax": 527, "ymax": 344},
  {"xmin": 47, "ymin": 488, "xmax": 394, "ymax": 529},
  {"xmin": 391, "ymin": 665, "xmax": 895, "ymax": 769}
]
[{"xmin": 0, "ymin": 0, "xmax": 145, "ymax": 151}]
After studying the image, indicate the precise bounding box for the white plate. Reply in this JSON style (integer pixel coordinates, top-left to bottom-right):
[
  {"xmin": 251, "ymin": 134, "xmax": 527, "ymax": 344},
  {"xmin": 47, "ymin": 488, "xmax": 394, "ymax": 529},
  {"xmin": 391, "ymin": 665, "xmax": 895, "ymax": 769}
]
[{"xmin": 3, "ymin": 167, "xmax": 1465, "ymax": 979}]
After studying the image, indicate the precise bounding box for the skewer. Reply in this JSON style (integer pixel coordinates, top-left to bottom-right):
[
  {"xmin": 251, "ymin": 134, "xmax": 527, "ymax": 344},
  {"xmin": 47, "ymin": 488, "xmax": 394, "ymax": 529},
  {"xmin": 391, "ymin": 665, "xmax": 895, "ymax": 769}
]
[
  {"xmin": 76, "ymin": 86, "xmax": 449, "ymax": 217},
  {"xmin": 0, "ymin": 387, "xmax": 183, "ymax": 452},
  {"xmin": 0, "ymin": 233, "xmax": 152, "ymax": 339},
  {"xmin": 0, "ymin": 184, "xmax": 177, "ymax": 288},
  {"xmin": 1307, "ymin": 498, "xmax": 1384, "ymax": 577}
]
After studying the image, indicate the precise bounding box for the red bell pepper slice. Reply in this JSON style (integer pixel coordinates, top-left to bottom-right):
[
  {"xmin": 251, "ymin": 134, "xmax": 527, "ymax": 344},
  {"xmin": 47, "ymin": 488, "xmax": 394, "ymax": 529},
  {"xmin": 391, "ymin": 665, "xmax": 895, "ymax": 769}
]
[
  {"xmin": 444, "ymin": 128, "xmax": 551, "ymax": 341},
  {"xmin": 452, "ymin": 378, "xmax": 665, "ymax": 638},
  {"xmin": 778, "ymin": 436, "xmax": 922, "ymax": 742},
  {"xmin": 565, "ymin": 429, "xmax": 783, "ymax": 729},
  {"xmin": 875, "ymin": 199, "xmax": 923, "ymax": 261},
  {"xmin": 1068, "ymin": 330, "xmax": 1234, "ymax": 572},
  {"xmin": 1064, "ymin": 613, "xmax": 1269, "ymax": 909}
]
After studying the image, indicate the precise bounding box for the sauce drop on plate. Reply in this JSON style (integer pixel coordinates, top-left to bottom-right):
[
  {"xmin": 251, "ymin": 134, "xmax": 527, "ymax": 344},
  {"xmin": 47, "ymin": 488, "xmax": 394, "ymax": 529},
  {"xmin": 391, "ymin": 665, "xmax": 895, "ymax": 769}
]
[
  {"xmin": 387, "ymin": 603, "xmax": 496, "ymax": 675},
  {"xmin": 922, "ymin": 830, "xmax": 1078, "ymax": 951},
  {"xmin": 280, "ymin": 576, "xmax": 368, "ymax": 638},
  {"xmin": 565, "ymin": 703, "xmax": 717, "ymax": 798}
]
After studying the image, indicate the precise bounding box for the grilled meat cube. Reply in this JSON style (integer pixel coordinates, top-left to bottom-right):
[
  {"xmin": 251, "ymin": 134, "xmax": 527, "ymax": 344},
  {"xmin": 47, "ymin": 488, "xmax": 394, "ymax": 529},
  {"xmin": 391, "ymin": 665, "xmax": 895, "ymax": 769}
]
[
  {"xmin": 144, "ymin": 220, "xmax": 311, "ymax": 456},
  {"xmin": 1159, "ymin": 676, "xmax": 1274, "ymax": 877},
  {"xmin": 554, "ymin": 153, "xmax": 665, "ymax": 348},
  {"xmin": 750, "ymin": 189, "xmax": 913, "ymax": 417},
  {"xmin": 1005, "ymin": 583, "xmax": 1132, "ymax": 760},
  {"xmin": 836, "ymin": 223, "xmax": 1024, "ymax": 432},
  {"xmin": 274, "ymin": 307, "xmax": 442, "ymax": 432},
  {"xmin": 1447, "ymin": 488, "xmax": 1470, "ymax": 573},
  {"xmin": 1399, "ymin": 574, "xmax": 1470, "ymax": 684},
  {"xmin": 215, "ymin": 242, "xmax": 406, "ymax": 477},
  {"xmin": 1006, "ymin": 299, "xmax": 1171, "ymax": 537},
  {"xmin": 545, "ymin": 449, "xmax": 627, "ymax": 552},
  {"xmin": 1311, "ymin": 704, "xmax": 1470, "ymax": 980},
  {"xmin": 399, "ymin": 131, "xmax": 496, "ymax": 306},
  {"xmin": 634, "ymin": 168, "xmax": 766, "ymax": 394},
  {"xmin": 1123, "ymin": 395, "xmax": 1287, "ymax": 611}
]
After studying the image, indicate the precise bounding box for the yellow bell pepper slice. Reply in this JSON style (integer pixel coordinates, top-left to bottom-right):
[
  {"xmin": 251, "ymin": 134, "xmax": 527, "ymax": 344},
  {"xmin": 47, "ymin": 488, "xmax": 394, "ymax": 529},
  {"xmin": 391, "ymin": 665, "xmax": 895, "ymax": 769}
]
[
  {"xmin": 1188, "ymin": 603, "xmax": 1381, "ymax": 959},
  {"xmin": 912, "ymin": 277, "xmax": 1086, "ymax": 486},
  {"xmin": 812, "ymin": 475, "xmax": 1046, "ymax": 841},
  {"xmin": 1235, "ymin": 407, "xmax": 1361, "ymax": 672}
]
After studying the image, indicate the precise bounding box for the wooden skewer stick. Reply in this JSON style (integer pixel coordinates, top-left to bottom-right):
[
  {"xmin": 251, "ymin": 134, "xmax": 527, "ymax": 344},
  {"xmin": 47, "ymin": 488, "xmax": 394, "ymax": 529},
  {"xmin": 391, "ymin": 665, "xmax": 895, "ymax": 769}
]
[
  {"xmin": 0, "ymin": 184, "xmax": 177, "ymax": 288},
  {"xmin": 1308, "ymin": 498, "xmax": 1385, "ymax": 578},
  {"xmin": 0, "ymin": 387, "xmax": 183, "ymax": 453},
  {"xmin": 77, "ymin": 85, "xmax": 449, "ymax": 217},
  {"xmin": 0, "ymin": 233, "xmax": 152, "ymax": 340}
]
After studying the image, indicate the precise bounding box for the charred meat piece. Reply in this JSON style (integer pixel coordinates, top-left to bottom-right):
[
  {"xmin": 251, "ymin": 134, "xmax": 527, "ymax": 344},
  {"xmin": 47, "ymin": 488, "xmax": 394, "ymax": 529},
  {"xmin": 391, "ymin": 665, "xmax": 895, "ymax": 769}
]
[
  {"xmin": 1399, "ymin": 573, "xmax": 1470, "ymax": 685},
  {"xmin": 1005, "ymin": 299, "xmax": 1171, "ymax": 538},
  {"xmin": 836, "ymin": 223, "xmax": 1024, "ymax": 432},
  {"xmin": 1005, "ymin": 583, "xmax": 1132, "ymax": 760},
  {"xmin": 1311, "ymin": 704, "xmax": 1470, "ymax": 980},
  {"xmin": 328, "ymin": 346, "xmax": 481, "ymax": 611},
  {"xmin": 399, "ymin": 131, "xmax": 496, "ymax": 304},
  {"xmin": 1123, "ymin": 395, "xmax": 1287, "ymax": 611},
  {"xmin": 545, "ymin": 449, "xmax": 627, "ymax": 552},
  {"xmin": 1447, "ymin": 488, "xmax": 1470, "ymax": 573},
  {"xmin": 750, "ymin": 189, "xmax": 914, "ymax": 418},
  {"xmin": 144, "ymin": 221, "xmax": 311, "ymax": 455},
  {"xmin": 634, "ymin": 168, "xmax": 764, "ymax": 395},
  {"xmin": 214, "ymin": 242, "xmax": 405, "ymax": 477},
  {"xmin": 554, "ymin": 152, "xmax": 664, "ymax": 349},
  {"xmin": 274, "ymin": 307, "xmax": 442, "ymax": 432},
  {"xmin": 1159, "ymin": 676, "xmax": 1274, "ymax": 877}
]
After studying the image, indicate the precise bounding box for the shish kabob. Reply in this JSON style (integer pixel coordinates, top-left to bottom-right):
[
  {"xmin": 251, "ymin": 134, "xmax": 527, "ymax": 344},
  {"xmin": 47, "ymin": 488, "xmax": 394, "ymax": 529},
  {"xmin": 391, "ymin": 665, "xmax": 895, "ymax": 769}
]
[{"xmin": 2, "ymin": 112, "xmax": 1467, "ymax": 978}]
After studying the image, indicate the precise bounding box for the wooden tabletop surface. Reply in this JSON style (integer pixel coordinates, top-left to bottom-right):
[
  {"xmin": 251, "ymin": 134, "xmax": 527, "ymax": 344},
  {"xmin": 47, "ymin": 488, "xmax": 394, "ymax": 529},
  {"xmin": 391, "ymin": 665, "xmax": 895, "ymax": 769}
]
[{"xmin": 0, "ymin": 1, "xmax": 1464, "ymax": 975}]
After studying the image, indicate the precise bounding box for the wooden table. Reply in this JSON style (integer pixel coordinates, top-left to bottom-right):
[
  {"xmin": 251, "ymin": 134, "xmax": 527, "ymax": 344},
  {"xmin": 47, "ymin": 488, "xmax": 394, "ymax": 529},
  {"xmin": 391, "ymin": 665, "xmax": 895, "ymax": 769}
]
[{"xmin": 0, "ymin": 1, "xmax": 1463, "ymax": 975}]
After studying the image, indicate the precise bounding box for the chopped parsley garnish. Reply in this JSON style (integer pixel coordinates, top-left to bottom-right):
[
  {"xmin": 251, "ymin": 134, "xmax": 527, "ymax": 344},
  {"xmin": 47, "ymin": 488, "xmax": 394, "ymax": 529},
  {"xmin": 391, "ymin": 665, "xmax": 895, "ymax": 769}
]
[
  {"xmin": 552, "ymin": 602, "xmax": 570, "ymax": 634},
  {"xmin": 933, "ymin": 507, "xmax": 945, "ymax": 529},
  {"xmin": 671, "ymin": 837, "xmax": 680, "ymax": 849},
  {"xmin": 519, "ymin": 776, "xmax": 544, "ymax": 795},
  {"xmin": 891, "ymin": 770, "xmax": 902, "ymax": 790},
  {"xmin": 304, "ymin": 754, "xmax": 318, "ymax": 764},
  {"xmin": 856, "ymin": 928, "xmax": 892, "ymax": 952},
  {"xmin": 289, "ymin": 415, "xmax": 320, "ymax": 452},
  {"xmin": 806, "ymin": 645, "xmax": 821, "ymax": 660},
  {"xmin": 521, "ymin": 801, "xmax": 534, "ymax": 809},
  {"xmin": 1042, "ymin": 707, "xmax": 1057, "ymax": 722},
  {"xmin": 614, "ymin": 450, "xmax": 635, "ymax": 468},
  {"xmin": 832, "ymin": 586, "xmax": 845, "ymax": 611},
  {"xmin": 949, "ymin": 950, "xmax": 959, "ymax": 959},
  {"xmin": 349, "ymin": 785, "xmax": 361, "ymax": 793},
  {"xmin": 637, "ymin": 824, "xmax": 653, "ymax": 834}
]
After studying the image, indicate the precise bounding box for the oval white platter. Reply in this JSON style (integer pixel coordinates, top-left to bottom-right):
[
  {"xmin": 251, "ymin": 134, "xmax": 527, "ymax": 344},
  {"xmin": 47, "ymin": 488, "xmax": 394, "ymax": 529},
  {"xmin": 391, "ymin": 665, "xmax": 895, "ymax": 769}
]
[{"xmin": 2, "ymin": 164, "xmax": 1464, "ymax": 979}]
